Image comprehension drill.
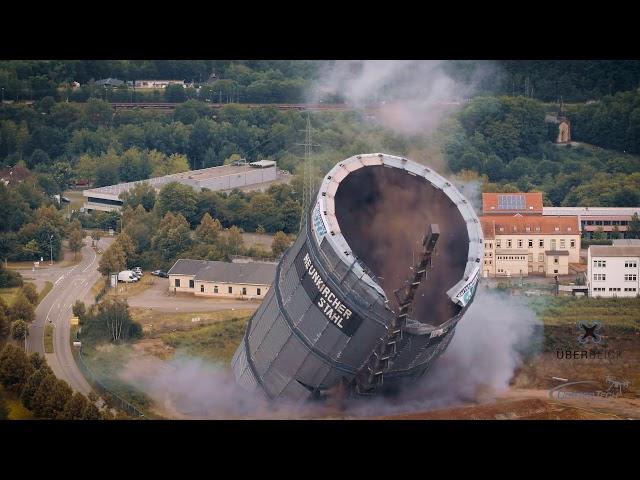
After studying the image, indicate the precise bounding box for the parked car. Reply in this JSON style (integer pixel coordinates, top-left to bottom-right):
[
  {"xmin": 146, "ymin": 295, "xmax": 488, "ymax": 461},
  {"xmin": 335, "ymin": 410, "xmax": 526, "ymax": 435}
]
[
  {"xmin": 118, "ymin": 270, "xmax": 139, "ymax": 283},
  {"xmin": 132, "ymin": 267, "xmax": 143, "ymax": 276},
  {"xmin": 151, "ymin": 269, "xmax": 169, "ymax": 278}
]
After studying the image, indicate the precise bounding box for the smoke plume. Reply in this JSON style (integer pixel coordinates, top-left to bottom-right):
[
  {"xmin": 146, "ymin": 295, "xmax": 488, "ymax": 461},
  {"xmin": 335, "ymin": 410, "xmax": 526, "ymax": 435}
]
[
  {"xmin": 344, "ymin": 288, "xmax": 542, "ymax": 417},
  {"xmin": 309, "ymin": 60, "xmax": 492, "ymax": 137}
]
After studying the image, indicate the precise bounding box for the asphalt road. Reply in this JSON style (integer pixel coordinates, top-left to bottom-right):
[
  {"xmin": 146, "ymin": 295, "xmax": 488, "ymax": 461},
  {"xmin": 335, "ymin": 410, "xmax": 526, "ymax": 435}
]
[{"xmin": 27, "ymin": 236, "xmax": 113, "ymax": 395}]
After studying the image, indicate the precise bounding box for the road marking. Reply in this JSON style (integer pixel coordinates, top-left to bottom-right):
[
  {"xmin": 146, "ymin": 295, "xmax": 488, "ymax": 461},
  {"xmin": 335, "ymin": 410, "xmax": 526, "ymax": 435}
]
[{"xmin": 55, "ymin": 275, "xmax": 64, "ymax": 285}]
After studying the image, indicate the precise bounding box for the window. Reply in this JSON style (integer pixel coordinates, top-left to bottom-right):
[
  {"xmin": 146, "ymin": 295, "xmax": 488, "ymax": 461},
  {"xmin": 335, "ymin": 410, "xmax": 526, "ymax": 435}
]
[
  {"xmin": 560, "ymin": 239, "xmax": 565, "ymax": 249},
  {"xmin": 538, "ymin": 254, "xmax": 544, "ymax": 262},
  {"xmin": 625, "ymin": 261, "xmax": 638, "ymax": 268},
  {"xmin": 551, "ymin": 239, "xmax": 557, "ymax": 250},
  {"xmin": 228, "ymin": 286, "xmax": 233, "ymax": 294},
  {"xmin": 539, "ymin": 239, "xmax": 544, "ymax": 248},
  {"xmin": 496, "ymin": 240, "xmax": 501, "ymax": 248},
  {"xmin": 594, "ymin": 274, "xmax": 606, "ymax": 281},
  {"xmin": 528, "ymin": 239, "xmax": 533, "ymax": 248},
  {"xmin": 200, "ymin": 284, "xmax": 204, "ymax": 293},
  {"xmin": 594, "ymin": 260, "xmax": 607, "ymax": 268},
  {"xmin": 570, "ymin": 240, "xmax": 575, "ymax": 248},
  {"xmin": 528, "ymin": 254, "xmax": 533, "ymax": 262},
  {"xmin": 518, "ymin": 239, "xmax": 523, "ymax": 248},
  {"xmin": 624, "ymin": 274, "xmax": 637, "ymax": 282},
  {"xmin": 554, "ymin": 257, "xmax": 559, "ymax": 264},
  {"xmin": 554, "ymin": 269, "xmax": 558, "ymax": 274},
  {"xmin": 214, "ymin": 286, "xmax": 218, "ymax": 294},
  {"xmin": 489, "ymin": 243, "xmax": 493, "ymax": 249},
  {"xmin": 174, "ymin": 279, "xmax": 180, "ymax": 288},
  {"xmin": 189, "ymin": 279, "xmax": 194, "ymax": 289},
  {"xmin": 507, "ymin": 239, "xmax": 512, "ymax": 248},
  {"xmin": 257, "ymin": 288, "xmax": 261, "ymax": 296},
  {"xmin": 242, "ymin": 287, "xmax": 247, "ymax": 295}
]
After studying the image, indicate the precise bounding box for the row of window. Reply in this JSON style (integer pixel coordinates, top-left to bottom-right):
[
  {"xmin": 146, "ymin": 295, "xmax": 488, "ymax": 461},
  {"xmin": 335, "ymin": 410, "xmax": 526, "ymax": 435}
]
[
  {"xmin": 593, "ymin": 274, "xmax": 606, "ymax": 281},
  {"xmin": 496, "ymin": 256, "xmax": 526, "ymax": 260},
  {"xmin": 593, "ymin": 287, "xmax": 638, "ymax": 292},
  {"xmin": 594, "ymin": 260, "xmax": 638, "ymax": 268},
  {"xmin": 494, "ymin": 239, "xmax": 575, "ymax": 249},
  {"xmin": 173, "ymin": 278, "xmax": 262, "ymax": 296},
  {"xmin": 584, "ymin": 220, "xmax": 628, "ymax": 226},
  {"xmin": 624, "ymin": 274, "xmax": 637, "ymax": 281}
]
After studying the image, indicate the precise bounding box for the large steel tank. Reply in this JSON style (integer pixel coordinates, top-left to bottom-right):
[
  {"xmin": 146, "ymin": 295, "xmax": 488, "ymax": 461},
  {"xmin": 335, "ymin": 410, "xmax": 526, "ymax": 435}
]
[{"xmin": 232, "ymin": 153, "xmax": 483, "ymax": 401}]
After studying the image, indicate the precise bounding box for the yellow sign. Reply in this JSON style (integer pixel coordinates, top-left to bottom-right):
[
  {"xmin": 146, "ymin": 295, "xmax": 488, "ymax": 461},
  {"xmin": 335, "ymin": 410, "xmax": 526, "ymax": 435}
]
[{"xmin": 70, "ymin": 316, "xmax": 79, "ymax": 326}]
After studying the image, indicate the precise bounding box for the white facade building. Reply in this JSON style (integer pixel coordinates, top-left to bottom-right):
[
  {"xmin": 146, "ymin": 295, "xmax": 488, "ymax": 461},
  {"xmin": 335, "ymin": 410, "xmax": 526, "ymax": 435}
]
[{"xmin": 587, "ymin": 245, "xmax": 640, "ymax": 297}]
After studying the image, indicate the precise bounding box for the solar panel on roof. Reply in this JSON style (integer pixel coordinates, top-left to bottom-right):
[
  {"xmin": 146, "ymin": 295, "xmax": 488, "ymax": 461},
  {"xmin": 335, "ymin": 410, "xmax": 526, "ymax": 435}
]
[{"xmin": 498, "ymin": 194, "xmax": 525, "ymax": 210}]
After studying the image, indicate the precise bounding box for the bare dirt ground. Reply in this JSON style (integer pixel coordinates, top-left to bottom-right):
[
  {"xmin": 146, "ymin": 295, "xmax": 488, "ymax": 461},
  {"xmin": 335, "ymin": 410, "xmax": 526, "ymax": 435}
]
[{"xmin": 126, "ymin": 280, "xmax": 262, "ymax": 313}]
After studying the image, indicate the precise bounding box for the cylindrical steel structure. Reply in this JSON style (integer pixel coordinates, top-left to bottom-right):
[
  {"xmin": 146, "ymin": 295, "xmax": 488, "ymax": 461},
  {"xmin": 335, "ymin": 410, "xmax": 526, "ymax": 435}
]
[{"xmin": 232, "ymin": 153, "xmax": 483, "ymax": 401}]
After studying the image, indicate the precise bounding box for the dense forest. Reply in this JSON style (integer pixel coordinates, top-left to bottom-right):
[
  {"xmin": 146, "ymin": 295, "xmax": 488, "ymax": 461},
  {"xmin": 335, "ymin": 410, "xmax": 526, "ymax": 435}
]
[
  {"xmin": 2, "ymin": 60, "xmax": 640, "ymax": 104},
  {"xmin": 444, "ymin": 96, "xmax": 640, "ymax": 206},
  {"xmin": 2, "ymin": 60, "xmax": 640, "ymax": 268}
]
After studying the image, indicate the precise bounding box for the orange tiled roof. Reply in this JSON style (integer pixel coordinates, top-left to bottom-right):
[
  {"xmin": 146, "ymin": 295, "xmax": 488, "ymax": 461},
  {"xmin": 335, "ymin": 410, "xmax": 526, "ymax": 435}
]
[
  {"xmin": 482, "ymin": 192, "xmax": 543, "ymax": 215},
  {"xmin": 480, "ymin": 215, "xmax": 579, "ymax": 236}
]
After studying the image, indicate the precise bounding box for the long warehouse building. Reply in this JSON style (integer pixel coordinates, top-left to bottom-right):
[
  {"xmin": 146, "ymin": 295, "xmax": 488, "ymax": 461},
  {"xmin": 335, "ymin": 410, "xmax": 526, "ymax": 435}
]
[{"xmin": 83, "ymin": 160, "xmax": 280, "ymax": 212}]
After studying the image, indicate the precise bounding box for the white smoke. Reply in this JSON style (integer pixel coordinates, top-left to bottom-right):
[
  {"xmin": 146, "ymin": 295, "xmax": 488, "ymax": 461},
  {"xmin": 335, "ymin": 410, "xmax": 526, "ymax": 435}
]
[
  {"xmin": 120, "ymin": 288, "xmax": 540, "ymax": 419},
  {"xmin": 309, "ymin": 60, "xmax": 492, "ymax": 136},
  {"xmin": 344, "ymin": 288, "xmax": 542, "ymax": 418}
]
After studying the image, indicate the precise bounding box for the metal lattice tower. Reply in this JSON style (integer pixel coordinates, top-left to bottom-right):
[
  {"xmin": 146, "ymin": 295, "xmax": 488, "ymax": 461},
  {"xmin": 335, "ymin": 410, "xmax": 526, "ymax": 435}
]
[{"xmin": 298, "ymin": 113, "xmax": 320, "ymax": 231}]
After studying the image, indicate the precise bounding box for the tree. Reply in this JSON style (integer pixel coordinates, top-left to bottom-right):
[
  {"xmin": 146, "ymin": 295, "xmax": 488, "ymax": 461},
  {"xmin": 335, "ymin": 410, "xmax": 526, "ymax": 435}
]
[
  {"xmin": 271, "ymin": 231, "xmax": 291, "ymax": 258},
  {"xmin": 98, "ymin": 242, "xmax": 126, "ymax": 277},
  {"xmin": 164, "ymin": 84, "xmax": 187, "ymax": 103},
  {"xmin": 0, "ymin": 344, "xmax": 34, "ymax": 391},
  {"xmin": 195, "ymin": 213, "xmax": 222, "ymax": 244},
  {"xmin": 11, "ymin": 320, "xmax": 28, "ymax": 341},
  {"xmin": 82, "ymin": 401, "xmax": 102, "ymax": 420},
  {"xmin": 10, "ymin": 293, "xmax": 35, "ymax": 322},
  {"xmin": 72, "ymin": 300, "xmax": 87, "ymax": 324},
  {"xmin": 20, "ymin": 366, "xmax": 50, "ymax": 410},
  {"xmin": 151, "ymin": 213, "xmax": 193, "ymax": 262},
  {"xmin": 58, "ymin": 392, "xmax": 91, "ymax": 420},
  {"xmin": 22, "ymin": 283, "xmax": 38, "ymax": 305},
  {"xmin": 31, "ymin": 374, "xmax": 72, "ymax": 418},
  {"xmin": 29, "ymin": 352, "xmax": 49, "ymax": 372},
  {"xmin": 119, "ymin": 181, "xmax": 156, "ymax": 211},
  {"xmin": 223, "ymin": 226, "xmax": 244, "ymax": 258},
  {"xmin": 629, "ymin": 213, "xmax": 640, "ymax": 239},
  {"xmin": 0, "ymin": 389, "xmax": 8, "ymax": 420},
  {"xmin": 68, "ymin": 227, "xmax": 84, "ymax": 260},
  {"xmin": 156, "ymin": 182, "xmax": 198, "ymax": 223}
]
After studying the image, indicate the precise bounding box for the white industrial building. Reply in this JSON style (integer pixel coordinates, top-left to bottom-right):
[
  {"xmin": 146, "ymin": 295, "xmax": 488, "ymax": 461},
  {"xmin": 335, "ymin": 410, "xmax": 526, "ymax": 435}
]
[
  {"xmin": 83, "ymin": 160, "xmax": 279, "ymax": 212},
  {"xmin": 587, "ymin": 242, "xmax": 640, "ymax": 297}
]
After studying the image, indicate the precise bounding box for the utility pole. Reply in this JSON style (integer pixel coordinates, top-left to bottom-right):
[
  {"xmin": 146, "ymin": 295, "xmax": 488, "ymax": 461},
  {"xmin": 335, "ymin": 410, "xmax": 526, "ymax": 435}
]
[{"xmin": 49, "ymin": 234, "xmax": 54, "ymax": 265}]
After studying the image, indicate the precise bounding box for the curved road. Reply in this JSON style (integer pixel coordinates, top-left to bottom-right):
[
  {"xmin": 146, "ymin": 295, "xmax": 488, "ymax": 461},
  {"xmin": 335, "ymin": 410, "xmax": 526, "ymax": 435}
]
[{"xmin": 27, "ymin": 236, "xmax": 112, "ymax": 395}]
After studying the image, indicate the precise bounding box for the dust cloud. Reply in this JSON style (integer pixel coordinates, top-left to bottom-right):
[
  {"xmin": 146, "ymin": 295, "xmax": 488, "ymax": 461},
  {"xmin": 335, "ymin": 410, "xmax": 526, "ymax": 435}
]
[
  {"xmin": 344, "ymin": 288, "xmax": 542, "ymax": 417},
  {"xmin": 309, "ymin": 60, "xmax": 493, "ymax": 137},
  {"xmin": 120, "ymin": 288, "xmax": 540, "ymax": 419}
]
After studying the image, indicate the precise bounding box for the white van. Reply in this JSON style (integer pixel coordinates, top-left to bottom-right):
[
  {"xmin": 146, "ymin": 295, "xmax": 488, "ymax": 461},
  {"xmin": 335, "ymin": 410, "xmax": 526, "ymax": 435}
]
[{"xmin": 118, "ymin": 270, "xmax": 139, "ymax": 283}]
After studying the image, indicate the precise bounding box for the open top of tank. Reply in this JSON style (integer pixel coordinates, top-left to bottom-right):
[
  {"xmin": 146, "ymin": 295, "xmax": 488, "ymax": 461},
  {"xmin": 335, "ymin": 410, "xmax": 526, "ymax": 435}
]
[{"xmin": 314, "ymin": 153, "xmax": 483, "ymax": 327}]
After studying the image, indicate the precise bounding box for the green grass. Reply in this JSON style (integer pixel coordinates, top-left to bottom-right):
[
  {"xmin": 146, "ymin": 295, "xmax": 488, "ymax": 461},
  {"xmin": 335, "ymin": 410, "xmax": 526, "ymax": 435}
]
[
  {"xmin": 1, "ymin": 386, "xmax": 34, "ymax": 420},
  {"xmin": 0, "ymin": 287, "xmax": 20, "ymax": 306},
  {"xmin": 38, "ymin": 281, "xmax": 53, "ymax": 305},
  {"xmin": 44, "ymin": 324, "xmax": 54, "ymax": 353},
  {"xmin": 529, "ymin": 296, "xmax": 640, "ymax": 330},
  {"xmin": 159, "ymin": 316, "xmax": 250, "ymax": 364}
]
